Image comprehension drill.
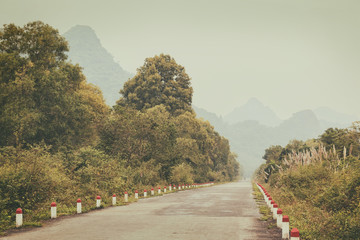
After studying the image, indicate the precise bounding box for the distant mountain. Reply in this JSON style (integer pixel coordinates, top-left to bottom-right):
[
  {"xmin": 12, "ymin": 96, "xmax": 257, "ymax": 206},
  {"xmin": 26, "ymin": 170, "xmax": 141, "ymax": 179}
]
[
  {"xmin": 224, "ymin": 98, "xmax": 282, "ymax": 126},
  {"xmin": 193, "ymin": 106, "xmax": 227, "ymax": 133},
  {"xmin": 275, "ymin": 110, "xmax": 322, "ymax": 144},
  {"xmin": 63, "ymin": 25, "xmax": 133, "ymax": 106},
  {"xmin": 195, "ymin": 104, "xmax": 324, "ymax": 177},
  {"xmin": 314, "ymin": 107, "xmax": 358, "ymax": 129}
]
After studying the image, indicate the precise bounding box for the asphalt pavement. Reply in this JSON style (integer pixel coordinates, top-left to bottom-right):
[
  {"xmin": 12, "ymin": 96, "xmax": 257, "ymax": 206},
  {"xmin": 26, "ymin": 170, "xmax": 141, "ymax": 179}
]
[{"xmin": 2, "ymin": 181, "xmax": 281, "ymax": 240}]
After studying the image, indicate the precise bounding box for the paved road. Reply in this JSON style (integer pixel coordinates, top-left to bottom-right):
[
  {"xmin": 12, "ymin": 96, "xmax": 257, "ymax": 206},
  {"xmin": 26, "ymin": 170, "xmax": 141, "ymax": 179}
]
[{"xmin": 3, "ymin": 181, "xmax": 280, "ymax": 240}]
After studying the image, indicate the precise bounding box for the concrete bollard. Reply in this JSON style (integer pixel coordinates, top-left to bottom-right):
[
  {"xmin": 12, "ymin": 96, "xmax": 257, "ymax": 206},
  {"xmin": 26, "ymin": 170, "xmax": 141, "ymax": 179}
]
[
  {"xmin": 182, "ymin": 184, "xmax": 185, "ymax": 189},
  {"xmin": 151, "ymin": 188, "xmax": 154, "ymax": 196},
  {"xmin": 51, "ymin": 202, "xmax": 57, "ymax": 219},
  {"xmin": 273, "ymin": 203, "xmax": 278, "ymax": 220},
  {"xmin": 112, "ymin": 194, "xmax": 117, "ymax": 205},
  {"xmin": 77, "ymin": 199, "xmax": 82, "ymax": 214},
  {"xmin": 268, "ymin": 196, "xmax": 272, "ymax": 207},
  {"xmin": 178, "ymin": 185, "xmax": 181, "ymax": 190},
  {"xmin": 164, "ymin": 186, "xmax": 167, "ymax": 193},
  {"xmin": 173, "ymin": 185, "xmax": 176, "ymax": 190},
  {"xmin": 158, "ymin": 187, "xmax": 161, "ymax": 194},
  {"xmin": 169, "ymin": 184, "xmax": 172, "ymax": 191},
  {"xmin": 135, "ymin": 190, "xmax": 139, "ymax": 199},
  {"xmin": 270, "ymin": 200, "xmax": 275, "ymax": 213},
  {"xmin": 282, "ymin": 215, "xmax": 290, "ymax": 239},
  {"xmin": 290, "ymin": 228, "xmax": 300, "ymax": 240},
  {"xmin": 16, "ymin": 208, "xmax": 23, "ymax": 227},
  {"xmin": 276, "ymin": 208, "xmax": 283, "ymax": 228},
  {"xmin": 124, "ymin": 192, "xmax": 128, "ymax": 202},
  {"xmin": 96, "ymin": 196, "xmax": 101, "ymax": 208},
  {"xmin": 144, "ymin": 189, "xmax": 147, "ymax": 197}
]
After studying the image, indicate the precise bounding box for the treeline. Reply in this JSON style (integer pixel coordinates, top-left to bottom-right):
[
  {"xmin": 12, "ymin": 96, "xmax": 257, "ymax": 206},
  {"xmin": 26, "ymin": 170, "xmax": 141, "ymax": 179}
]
[
  {"xmin": 0, "ymin": 22, "xmax": 240, "ymax": 232},
  {"xmin": 255, "ymin": 123, "xmax": 360, "ymax": 239}
]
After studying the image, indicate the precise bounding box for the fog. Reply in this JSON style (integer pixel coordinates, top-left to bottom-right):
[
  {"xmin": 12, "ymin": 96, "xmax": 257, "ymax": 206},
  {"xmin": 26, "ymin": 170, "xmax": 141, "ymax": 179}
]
[{"xmin": 1, "ymin": 0, "xmax": 360, "ymax": 119}]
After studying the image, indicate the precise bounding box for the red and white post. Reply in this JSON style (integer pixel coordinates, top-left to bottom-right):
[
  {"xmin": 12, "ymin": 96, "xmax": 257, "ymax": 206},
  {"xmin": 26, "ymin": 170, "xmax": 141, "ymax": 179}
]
[
  {"xmin": 144, "ymin": 189, "xmax": 147, "ymax": 197},
  {"xmin": 96, "ymin": 196, "xmax": 101, "ymax": 208},
  {"xmin": 112, "ymin": 194, "xmax": 117, "ymax": 205},
  {"xmin": 158, "ymin": 187, "xmax": 161, "ymax": 194},
  {"xmin": 16, "ymin": 208, "xmax": 23, "ymax": 227},
  {"xmin": 282, "ymin": 215, "xmax": 290, "ymax": 239},
  {"xmin": 124, "ymin": 192, "xmax": 128, "ymax": 202},
  {"xmin": 178, "ymin": 185, "xmax": 181, "ymax": 190},
  {"xmin": 270, "ymin": 200, "xmax": 275, "ymax": 213},
  {"xmin": 51, "ymin": 202, "xmax": 57, "ymax": 219},
  {"xmin": 151, "ymin": 188, "xmax": 154, "ymax": 196},
  {"xmin": 276, "ymin": 208, "xmax": 283, "ymax": 228},
  {"xmin": 267, "ymin": 196, "xmax": 272, "ymax": 207},
  {"xmin": 135, "ymin": 190, "xmax": 139, "ymax": 199},
  {"xmin": 272, "ymin": 203, "xmax": 278, "ymax": 220},
  {"xmin": 290, "ymin": 228, "xmax": 300, "ymax": 240},
  {"xmin": 169, "ymin": 184, "xmax": 172, "ymax": 191},
  {"xmin": 164, "ymin": 186, "xmax": 167, "ymax": 193},
  {"xmin": 77, "ymin": 199, "xmax": 82, "ymax": 214}
]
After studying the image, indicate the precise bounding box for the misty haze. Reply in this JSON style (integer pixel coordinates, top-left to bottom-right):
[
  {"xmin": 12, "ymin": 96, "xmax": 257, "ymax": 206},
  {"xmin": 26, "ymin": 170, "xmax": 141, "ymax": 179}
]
[{"xmin": 1, "ymin": 0, "xmax": 360, "ymax": 239}]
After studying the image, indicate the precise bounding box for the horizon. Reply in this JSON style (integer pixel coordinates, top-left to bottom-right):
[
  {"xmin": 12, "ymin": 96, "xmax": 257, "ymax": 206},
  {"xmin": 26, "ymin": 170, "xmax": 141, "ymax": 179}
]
[{"xmin": 1, "ymin": 0, "xmax": 360, "ymax": 120}]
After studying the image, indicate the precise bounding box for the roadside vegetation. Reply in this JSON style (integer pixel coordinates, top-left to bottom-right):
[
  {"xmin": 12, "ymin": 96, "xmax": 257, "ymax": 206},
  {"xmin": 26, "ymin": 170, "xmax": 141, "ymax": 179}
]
[
  {"xmin": 0, "ymin": 21, "xmax": 241, "ymax": 233},
  {"xmin": 255, "ymin": 124, "xmax": 360, "ymax": 239}
]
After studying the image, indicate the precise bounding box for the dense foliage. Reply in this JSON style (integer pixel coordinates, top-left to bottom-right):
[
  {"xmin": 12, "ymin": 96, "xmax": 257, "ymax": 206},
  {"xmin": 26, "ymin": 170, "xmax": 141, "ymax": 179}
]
[
  {"xmin": 0, "ymin": 22, "xmax": 240, "ymax": 233},
  {"xmin": 118, "ymin": 54, "xmax": 193, "ymax": 115},
  {"xmin": 255, "ymin": 123, "xmax": 360, "ymax": 239}
]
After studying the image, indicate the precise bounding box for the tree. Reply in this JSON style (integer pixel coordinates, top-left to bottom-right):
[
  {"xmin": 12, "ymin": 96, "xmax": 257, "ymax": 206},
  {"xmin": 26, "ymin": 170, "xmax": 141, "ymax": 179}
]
[
  {"xmin": 118, "ymin": 54, "xmax": 193, "ymax": 115},
  {"xmin": 0, "ymin": 21, "xmax": 108, "ymax": 149},
  {"xmin": 263, "ymin": 145, "xmax": 283, "ymax": 164},
  {"xmin": 99, "ymin": 105, "xmax": 178, "ymax": 178}
]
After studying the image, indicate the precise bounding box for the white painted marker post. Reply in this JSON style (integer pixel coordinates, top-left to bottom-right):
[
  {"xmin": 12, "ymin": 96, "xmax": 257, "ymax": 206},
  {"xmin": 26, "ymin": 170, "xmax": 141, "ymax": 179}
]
[
  {"xmin": 276, "ymin": 208, "xmax": 283, "ymax": 228},
  {"xmin": 112, "ymin": 194, "xmax": 116, "ymax": 205},
  {"xmin": 16, "ymin": 208, "xmax": 23, "ymax": 227},
  {"xmin": 158, "ymin": 187, "xmax": 161, "ymax": 194},
  {"xmin": 178, "ymin": 185, "xmax": 181, "ymax": 190},
  {"xmin": 273, "ymin": 203, "xmax": 278, "ymax": 220},
  {"xmin": 96, "ymin": 196, "xmax": 101, "ymax": 208},
  {"xmin": 144, "ymin": 189, "xmax": 147, "ymax": 197},
  {"xmin": 151, "ymin": 188, "xmax": 154, "ymax": 196},
  {"xmin": 51, "ymin": 202, "xmax": 57, "ymax": 219},
  {"xmin": 282, "ymin": 215, "xmax": 290, "ymax": 239},
  {"xmin": 169, "ymin": 184, "xmax": 172, "ymax": 191},
  {"xmin": 270, "ymin": 200, "xmax": 275, "ymax": 213},
  {"xmin": 77, "ymin": 199, "xmax": 82, "ymax": 214},
  {"xmin": 124, "ymin": 192, "xmax": 128, "ymax": 202},
  {"xmin": 135, "ymin": 190, "xmax": 138, "ymax": 199},
  {"xmin": 164, "ymin": 186, "xmax": 167, "ymax": 193},
  {"xmin": 290, "ymin": 228, "xmax": 300, "ymax": 240},
  {"xmin": 268, "ymin": 197, "xmax": 272, "ymax": 208}
]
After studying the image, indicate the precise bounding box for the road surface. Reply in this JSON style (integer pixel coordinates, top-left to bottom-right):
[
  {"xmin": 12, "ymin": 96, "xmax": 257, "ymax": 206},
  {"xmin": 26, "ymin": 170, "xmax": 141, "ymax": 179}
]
[{"xmin": 2, "ymin": 181, "xmax": 281, "ymax": 240}]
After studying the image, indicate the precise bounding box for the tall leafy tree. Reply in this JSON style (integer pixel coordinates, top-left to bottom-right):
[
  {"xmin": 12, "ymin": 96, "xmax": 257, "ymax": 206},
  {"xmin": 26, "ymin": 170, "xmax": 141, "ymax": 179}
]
[
  {"xmin": 118, "ymin": 54, "xmax": 193, "ymax": 115},
  {"xmin": 0, "ymin": 21, "xmax": 108, "ymax": 149}
]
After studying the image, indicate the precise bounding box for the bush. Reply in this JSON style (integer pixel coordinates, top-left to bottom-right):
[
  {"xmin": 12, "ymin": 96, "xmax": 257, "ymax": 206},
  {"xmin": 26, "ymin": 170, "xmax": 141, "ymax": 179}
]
[
  {"xmin": 170, "ymin": 163, "xmax": 194, "ymax": 185},
  {"xmin": 0, "ymin": 145, "xmax": 71, "ymax": 231}
]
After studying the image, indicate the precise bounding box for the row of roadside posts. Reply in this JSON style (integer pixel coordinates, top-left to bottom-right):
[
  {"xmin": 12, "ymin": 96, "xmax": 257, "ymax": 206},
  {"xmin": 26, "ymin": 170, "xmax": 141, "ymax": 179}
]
[
  {"xmin": 15, "ymin": 182, "xmax": 214, "ymax": 228},
  {"xmin": 257, "ymin": 183, "xmax": 300, "ymax": 240}
]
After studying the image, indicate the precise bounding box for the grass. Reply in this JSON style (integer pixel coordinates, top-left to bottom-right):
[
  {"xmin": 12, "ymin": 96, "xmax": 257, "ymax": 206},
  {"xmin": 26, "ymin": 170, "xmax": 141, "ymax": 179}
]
[{"xmin": 252, "ymin": 183, "xmax": 276, "ymax": 228}]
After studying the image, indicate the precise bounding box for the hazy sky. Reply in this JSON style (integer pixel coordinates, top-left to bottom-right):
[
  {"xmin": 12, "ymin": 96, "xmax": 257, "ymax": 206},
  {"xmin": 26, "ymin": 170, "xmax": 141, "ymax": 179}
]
[{"xmin": 1, "ymin": 0, "xmax": 360, "ymax": 119}]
